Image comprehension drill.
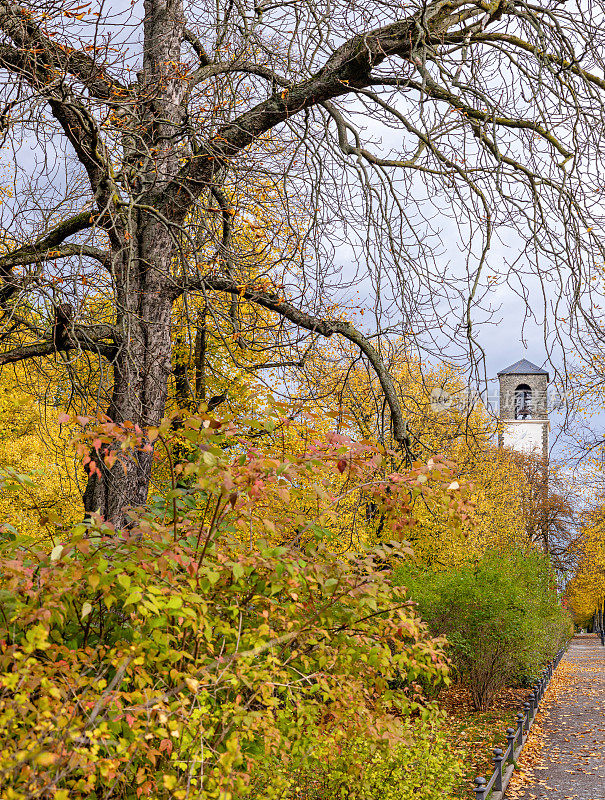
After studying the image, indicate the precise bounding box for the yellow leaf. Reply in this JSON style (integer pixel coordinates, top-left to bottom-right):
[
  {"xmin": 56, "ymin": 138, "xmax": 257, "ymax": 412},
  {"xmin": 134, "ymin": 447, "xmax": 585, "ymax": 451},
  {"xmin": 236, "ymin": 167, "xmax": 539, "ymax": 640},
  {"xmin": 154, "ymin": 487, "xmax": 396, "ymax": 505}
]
[
  {"xmin": 50, "ymin": 545, "xmax": 64, "ymax": 562},
  {"xmin": 35, "ymin": 752, "xmax": 56, "ymax": 766}
]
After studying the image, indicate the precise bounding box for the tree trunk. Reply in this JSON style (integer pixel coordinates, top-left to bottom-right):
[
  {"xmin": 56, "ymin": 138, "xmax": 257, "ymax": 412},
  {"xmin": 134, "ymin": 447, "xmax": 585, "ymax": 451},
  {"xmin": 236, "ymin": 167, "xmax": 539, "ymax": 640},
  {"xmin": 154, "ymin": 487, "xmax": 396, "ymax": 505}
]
[
  {"xmin": 83, "ymin": 0, "xmax": 185, "ymax": 525},
  {"xmin": 83, "ymin": 218, "xmax": 175, "ymax": 525}
]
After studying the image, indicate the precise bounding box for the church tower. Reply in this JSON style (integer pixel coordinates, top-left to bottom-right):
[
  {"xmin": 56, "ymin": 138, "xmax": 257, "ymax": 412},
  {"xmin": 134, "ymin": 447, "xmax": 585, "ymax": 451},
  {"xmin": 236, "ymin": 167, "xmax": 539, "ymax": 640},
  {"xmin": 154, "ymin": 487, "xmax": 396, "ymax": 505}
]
[{"xmin": 497, "ymin": 359, "xmax": 549, "ymax": 458}]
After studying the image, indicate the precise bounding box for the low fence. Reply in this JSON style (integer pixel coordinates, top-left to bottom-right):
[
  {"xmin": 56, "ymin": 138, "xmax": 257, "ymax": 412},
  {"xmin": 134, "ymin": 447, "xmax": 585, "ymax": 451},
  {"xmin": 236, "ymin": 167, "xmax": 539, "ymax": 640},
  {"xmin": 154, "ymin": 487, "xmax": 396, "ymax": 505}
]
[{"xmin": 473, "ymin": 646, "xmax": 566, "ymax": 800}]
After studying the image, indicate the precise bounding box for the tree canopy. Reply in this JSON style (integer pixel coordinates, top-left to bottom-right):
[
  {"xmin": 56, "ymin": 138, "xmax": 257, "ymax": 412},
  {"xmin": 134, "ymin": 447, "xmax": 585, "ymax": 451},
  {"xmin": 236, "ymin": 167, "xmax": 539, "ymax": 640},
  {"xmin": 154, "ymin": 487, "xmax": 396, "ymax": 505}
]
[{"xmin": 0, "ymin": 0, "xmax": 604, "ymax": 522}]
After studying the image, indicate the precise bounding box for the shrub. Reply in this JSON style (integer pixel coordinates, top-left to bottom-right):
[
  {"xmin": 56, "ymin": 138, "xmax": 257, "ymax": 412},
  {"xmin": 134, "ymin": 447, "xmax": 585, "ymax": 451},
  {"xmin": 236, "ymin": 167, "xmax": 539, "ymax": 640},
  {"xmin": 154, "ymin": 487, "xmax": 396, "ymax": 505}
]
[
  {"xmin": 394, "ymin": 549, "xmax": 572, "ymax": 711},
  {"xmin": 253, "ymin": 719, "xmax": 464, "ymax": 799},
  {"xmin": 0, "ymin": 412, "xmax": 463, "ymax": 800}
]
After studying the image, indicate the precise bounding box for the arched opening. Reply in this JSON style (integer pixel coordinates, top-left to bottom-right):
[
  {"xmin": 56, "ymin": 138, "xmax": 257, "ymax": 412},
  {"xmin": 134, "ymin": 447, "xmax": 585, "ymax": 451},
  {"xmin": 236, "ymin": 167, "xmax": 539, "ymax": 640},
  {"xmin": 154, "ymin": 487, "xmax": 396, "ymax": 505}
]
[{"xmin": 515, "ymin": 383, "xmax": 532, "ymax": 419}]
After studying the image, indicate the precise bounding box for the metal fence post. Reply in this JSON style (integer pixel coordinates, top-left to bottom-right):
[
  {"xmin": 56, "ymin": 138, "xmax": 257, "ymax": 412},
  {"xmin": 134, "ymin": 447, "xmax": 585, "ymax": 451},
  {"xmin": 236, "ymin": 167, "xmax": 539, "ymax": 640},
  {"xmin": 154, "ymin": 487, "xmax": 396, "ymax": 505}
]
[
  {"xmin": 506, "ymin": 727, "xmax": 516, "ymax": 760},
  {"xmin": 523, "ymin": 702, "xmax": 531, "ymax": 732},
  {"xmin": 472, "ymin": 646, "xmax": 567, "ymax": 799},
  {"xmin": 474, "ymin": 777, "xmax": 487, "ymax": 799},
  {"xmin": 493, "ymin": 747, "xmax": 504, "ymax": 791},
  {"xmin": 516, "ymin": 712, "xmax": 525, "ymax": 745}
]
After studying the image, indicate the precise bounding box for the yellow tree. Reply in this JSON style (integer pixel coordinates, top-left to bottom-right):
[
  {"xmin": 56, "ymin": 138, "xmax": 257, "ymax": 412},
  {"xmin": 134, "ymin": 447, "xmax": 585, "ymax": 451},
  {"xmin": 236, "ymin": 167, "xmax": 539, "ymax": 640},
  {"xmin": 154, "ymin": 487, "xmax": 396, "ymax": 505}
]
[
  {"xmin": 565, "ymin": 503, "xmax": 605, "ymax": 627},
  {"xmin": 168, "ymin": 182, "xmax": 304, "ymax": 418},
  {"xmin": 0, "ymin": 364, "xmax": 81, "ymax": 543},
  {"xmin": 285, "ymin": 336, "xmax": 534, "ymax": 564}
]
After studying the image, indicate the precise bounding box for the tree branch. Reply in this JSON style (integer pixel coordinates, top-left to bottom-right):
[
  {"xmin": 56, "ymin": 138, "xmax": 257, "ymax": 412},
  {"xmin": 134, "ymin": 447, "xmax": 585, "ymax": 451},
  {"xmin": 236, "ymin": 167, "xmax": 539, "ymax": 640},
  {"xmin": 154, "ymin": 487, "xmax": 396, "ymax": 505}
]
[
  {"xmin": 162, "ymin": 0, "xmax": 490, "ymax": 217},
  {"xmin": 183, "ymin": 28, "xmax": 212, "ymax": 68},
  {"xmin": 376, "ymin": 77, "xmax": 572, "ymax": 158},
  {"xmin": 472, "ymin": 31, "xmax": 605, "ymax": 94},
  {"xmin": 0, "ymin": 4, "xmax": 128, "ymax": 100},
  {"xmin": 0, "ymin": 209, "xmax": 105, "ymax": 260},
  {"xmin": 0, "ymin": 325, "xmax": 119, "ymax": 365},
  {"xmin": 188, "ymin": 60, "xmax": 291, "ymax": 92},
  {"xmin": 0, "ymin": 211, "xmax": 109, "ymax": 304},
  {"xmin": 0, "ymin": 243, "xmax": 110, "ymax": 271},
  {"xmin": 0, "ymin": 18, "xmax": 114, "ymax": 196},
  {"xmin": 179, "ymin": 274, "xmax": 410, "ymax": 448}
]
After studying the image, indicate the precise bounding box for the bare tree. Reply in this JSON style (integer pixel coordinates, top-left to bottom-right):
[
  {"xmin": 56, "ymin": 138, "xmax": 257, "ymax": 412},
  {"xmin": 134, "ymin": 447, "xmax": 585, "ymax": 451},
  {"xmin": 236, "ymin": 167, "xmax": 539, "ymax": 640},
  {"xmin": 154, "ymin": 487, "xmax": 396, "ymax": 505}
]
[{"xmin": 0, "ymin": 0, "xmax": 604, "ymax": 522}]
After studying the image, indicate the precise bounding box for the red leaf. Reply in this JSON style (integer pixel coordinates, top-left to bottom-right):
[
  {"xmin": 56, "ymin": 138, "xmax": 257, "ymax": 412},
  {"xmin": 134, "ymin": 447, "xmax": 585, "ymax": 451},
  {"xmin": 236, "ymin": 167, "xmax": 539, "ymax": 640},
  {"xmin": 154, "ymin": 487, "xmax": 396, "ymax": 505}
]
[{"xmin": 159, "ymin": 738, "xmax": 172, "ymax": 754}]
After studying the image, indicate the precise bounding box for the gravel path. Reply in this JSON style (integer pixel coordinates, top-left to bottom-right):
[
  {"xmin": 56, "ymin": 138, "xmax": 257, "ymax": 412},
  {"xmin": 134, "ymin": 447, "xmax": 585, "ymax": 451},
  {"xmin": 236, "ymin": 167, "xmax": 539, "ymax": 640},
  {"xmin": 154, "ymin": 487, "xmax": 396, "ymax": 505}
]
[{"xmin": 511, "ymin": 635, "xmax": 605, "ymax": 800}]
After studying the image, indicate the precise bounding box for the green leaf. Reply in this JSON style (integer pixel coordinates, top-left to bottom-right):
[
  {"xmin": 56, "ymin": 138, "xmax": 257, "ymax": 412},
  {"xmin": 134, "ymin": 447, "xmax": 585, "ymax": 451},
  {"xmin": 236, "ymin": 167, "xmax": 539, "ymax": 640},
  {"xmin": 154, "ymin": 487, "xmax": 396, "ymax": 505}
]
[
  {"xmin": 206, "ymin": 570, "xmax": 220, "ymax": 585},
  {"xmin": 124, "ymin": 590, "xmax": 143, "ymax": 606},
  {"xmin": 117, "ymin": 573, "xmax": 131, "ymax": 592}
]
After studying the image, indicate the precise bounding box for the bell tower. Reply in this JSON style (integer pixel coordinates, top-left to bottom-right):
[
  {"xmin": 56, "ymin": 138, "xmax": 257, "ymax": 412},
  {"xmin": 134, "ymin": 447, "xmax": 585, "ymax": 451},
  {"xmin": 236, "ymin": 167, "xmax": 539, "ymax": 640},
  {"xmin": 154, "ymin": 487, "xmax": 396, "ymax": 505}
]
[{"xmin": 497, "ymin": 359, "xmax": 549, "ymax": 459}]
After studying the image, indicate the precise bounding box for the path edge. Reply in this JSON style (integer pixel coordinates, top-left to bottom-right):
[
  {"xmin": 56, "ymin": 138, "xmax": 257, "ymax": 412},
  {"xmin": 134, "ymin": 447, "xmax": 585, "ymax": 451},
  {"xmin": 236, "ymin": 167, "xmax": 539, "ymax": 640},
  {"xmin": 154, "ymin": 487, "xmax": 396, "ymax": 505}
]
[{"xmin": 474, "ymin": 643, "xmax": 569, "ymax": 800}]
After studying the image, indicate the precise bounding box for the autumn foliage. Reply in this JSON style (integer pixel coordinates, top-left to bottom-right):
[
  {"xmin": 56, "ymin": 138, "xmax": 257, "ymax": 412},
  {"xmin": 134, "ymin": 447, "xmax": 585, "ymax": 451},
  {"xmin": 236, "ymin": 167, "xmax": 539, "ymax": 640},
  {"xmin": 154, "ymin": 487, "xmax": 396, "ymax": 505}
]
[{"xmin": 0, "ymin": 411, "xmax": 465, "ymax": 800}]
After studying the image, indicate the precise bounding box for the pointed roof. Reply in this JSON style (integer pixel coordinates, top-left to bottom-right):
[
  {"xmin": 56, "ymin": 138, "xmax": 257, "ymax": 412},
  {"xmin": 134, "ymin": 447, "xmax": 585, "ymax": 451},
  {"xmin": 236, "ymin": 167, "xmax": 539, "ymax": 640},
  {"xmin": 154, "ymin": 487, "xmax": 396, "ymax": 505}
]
[{"xmin": 497, "ymin": 358, "xmax": 549, "ymax": 380}]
